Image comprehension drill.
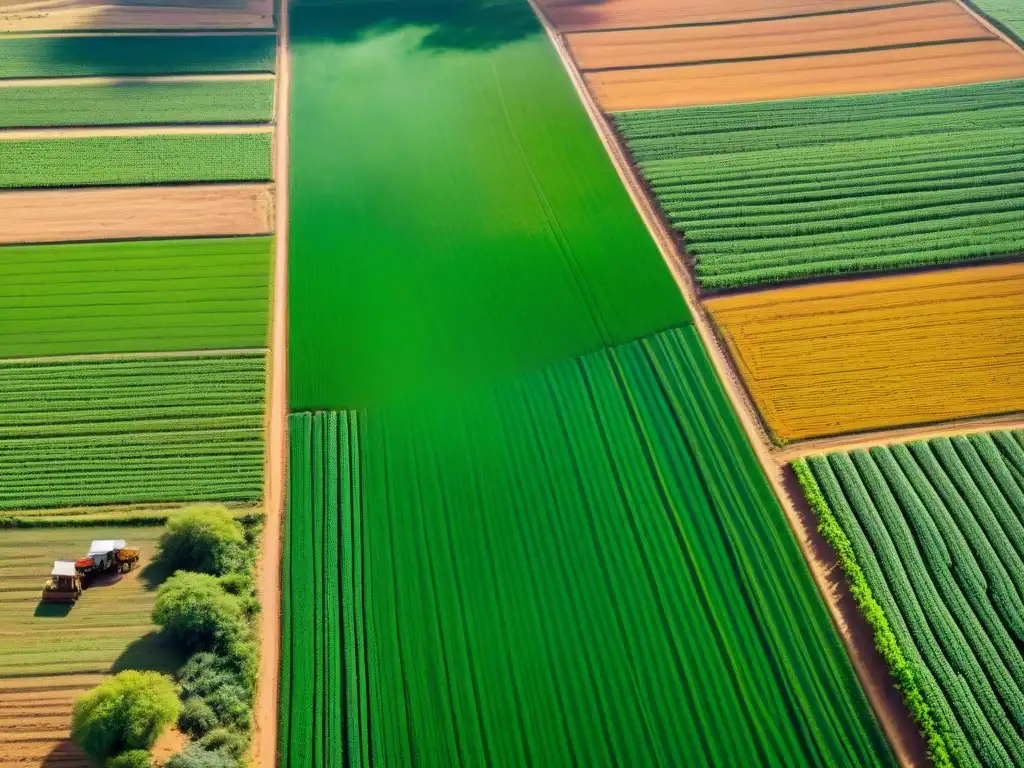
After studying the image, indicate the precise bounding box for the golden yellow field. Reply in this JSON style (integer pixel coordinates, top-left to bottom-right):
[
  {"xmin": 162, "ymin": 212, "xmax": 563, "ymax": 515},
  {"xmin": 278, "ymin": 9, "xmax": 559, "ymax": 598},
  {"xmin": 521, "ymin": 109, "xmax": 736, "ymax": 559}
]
[{"xmin": 705, "ymin": 263, "xmax": 1024, "ymax": 443}]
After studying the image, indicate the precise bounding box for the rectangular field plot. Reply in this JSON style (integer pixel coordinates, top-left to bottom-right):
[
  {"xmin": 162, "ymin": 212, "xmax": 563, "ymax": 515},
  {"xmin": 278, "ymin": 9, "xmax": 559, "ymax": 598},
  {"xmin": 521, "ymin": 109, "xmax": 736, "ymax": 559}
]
[
  {"xmin": 0, "ymin": 79, "xmax": 275, "ymax": 129},
  {"xmin": 0, "ymin": 132, "xmax": 272, "ymax": 189},
  {"xmin": 797, "ymin": 432, "xmax": 1024, "ymax": 767},
  {"xmin": 616, "ymin": 80, "xmax": 1024, "ymax": 289},
  {"xmin": 279, "ymin": 326, "xmax": 894, "ymax": 768},
  {"xmin": 0, "ymin": 355, "xmax": 266, "ymax": 510},
  {"xmin": 0, "ymin": 0, "xmax": 273, "ymax": 33},
  {"xmin": 288, "ymin": 4, "xmax": 687, "ymax": 410},
  {"xmin": 0, "ymin": 236, "xmax": 272, "ymax": 358},
  {"xmin": 0, "ymin": 34, "xmax": 276, "ymax": 79},
  {"xmin": 705, "ymin": 263, "xmax": 1024, "ymax": 442}
]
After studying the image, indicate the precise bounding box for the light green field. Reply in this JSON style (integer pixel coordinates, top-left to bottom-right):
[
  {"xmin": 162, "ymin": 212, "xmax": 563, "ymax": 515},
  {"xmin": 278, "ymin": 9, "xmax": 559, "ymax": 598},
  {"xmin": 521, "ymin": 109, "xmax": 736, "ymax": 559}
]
[
  {"xmin": 0, "ymin": 80, "xmax": 275, "ymax": 128},
  {"xmin": 0, "ymin": 133, "xmax": 272, "ymax": 188}
]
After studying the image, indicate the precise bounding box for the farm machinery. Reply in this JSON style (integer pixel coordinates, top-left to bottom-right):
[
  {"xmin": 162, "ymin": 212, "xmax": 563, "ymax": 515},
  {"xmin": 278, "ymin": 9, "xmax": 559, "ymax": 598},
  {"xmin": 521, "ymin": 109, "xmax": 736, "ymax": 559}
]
[{"xmin": 40, "ymin": 540, "xmax": 140, "ymax": 603}]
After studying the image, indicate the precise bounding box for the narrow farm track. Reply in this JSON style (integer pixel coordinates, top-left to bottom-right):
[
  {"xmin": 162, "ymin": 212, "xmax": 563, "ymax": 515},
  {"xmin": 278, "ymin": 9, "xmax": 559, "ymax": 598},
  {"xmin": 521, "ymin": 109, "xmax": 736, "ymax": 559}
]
[
  {"xmin": 0, "ymin": 348, "xmax": 265, "ymax": 366},
  {"xmin": 0, "ymin": 123, "xmax": 272, "ymax": 139},
  {"xmin": 528, "ymin": 3, "xmax": 927, "ymax": 765},
  {"xmin": 955, "ymin": 0, "xmax": 1024, "ymax": 52},
  {"xmin": 0, "ymin": 72, "xmax": 274, "ymax": 88},
  {"xmin": 252, "ymin": 0, "xmax": 288, "ymax": 762}
]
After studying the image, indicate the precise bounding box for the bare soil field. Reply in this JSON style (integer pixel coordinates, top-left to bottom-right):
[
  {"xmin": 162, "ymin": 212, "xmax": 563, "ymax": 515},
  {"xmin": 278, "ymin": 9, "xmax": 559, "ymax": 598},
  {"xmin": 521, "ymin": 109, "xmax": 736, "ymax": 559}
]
[
  {"xmin": 0, "ymin": 0, "xmax": 273, "ymax": 33},
  {"xmin": 704, "ymin": 261, "xmax": 1024, "ymax": 444},
  {"xmin": 0, "ymin": 183, "xmax": 273, "ymax": 244},
  {"xmin": 568, "ymin": 2, "xmax": 991, "ymax": 70},
  {"xmin": 587, "ymin": 38, "xmax": 1024, "ymax": 109},
  {"xmin": 535, "ymin": 0, "xmax": 895, "ymax": 32},
  {"xmin": 0, "ymin": 675, "xmax": 104, "ymax": 767}
]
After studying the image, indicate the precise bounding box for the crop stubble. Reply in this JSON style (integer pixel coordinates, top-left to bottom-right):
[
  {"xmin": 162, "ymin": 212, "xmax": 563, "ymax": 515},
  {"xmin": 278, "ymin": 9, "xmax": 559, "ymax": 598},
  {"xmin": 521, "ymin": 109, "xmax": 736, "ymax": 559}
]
[{"xmin": 705, "ymin": 262, "xmax": 1024, "ymax": 443}]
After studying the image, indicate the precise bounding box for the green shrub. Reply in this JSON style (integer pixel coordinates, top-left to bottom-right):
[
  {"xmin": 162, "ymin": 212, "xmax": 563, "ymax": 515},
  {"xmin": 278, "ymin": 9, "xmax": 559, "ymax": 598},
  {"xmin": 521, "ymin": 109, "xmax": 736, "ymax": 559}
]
[
  {"xmin": 165, "ymin": 744, "xmax": 236, "ymax": 768},
  {"xmin": 204, "ymin": 684, "xmax": 251, "ymax": 730},
  {"xmin": 198, "ymin": 728, "xmax": 249, "ymax": 759},
  {"xmin": 153, "ymin": 572, "xmax": 245, "ymax": 651},
  {"xmin": 178, "ymin": 696, "xmax": 218, "ymax": 739},
  {"xmin": 71, "ymin": 671, "xmax": 180, "ymax": 761},
  {"xmin": 217, "ymin": 572, "xmax": 252, "ymax": 596},
  {"xmin": 158, "ymin": 505, "xmax": 245, "ymax": 575},
  {"xmin": 106, "ymin": 750, "xmax": 150, "ymax": 768}
]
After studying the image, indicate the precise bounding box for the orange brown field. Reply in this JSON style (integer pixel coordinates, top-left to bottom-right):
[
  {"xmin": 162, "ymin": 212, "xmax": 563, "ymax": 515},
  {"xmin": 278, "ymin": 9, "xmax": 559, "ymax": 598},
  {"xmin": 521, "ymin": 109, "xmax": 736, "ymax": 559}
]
[
  {"xmin": 567, "ymin": 2, "xmax": 991, "ymax": 71},
  {"xmin": 705, "ymin": 262, "xmax": 1024, "ymax": 444},
  {"xmin": 0, "ymin": 183, "xmax": 274, "ymax": 245},
  {"xmin": 0, "ymin": 0, "xmax": 273, "ymax": 33}
]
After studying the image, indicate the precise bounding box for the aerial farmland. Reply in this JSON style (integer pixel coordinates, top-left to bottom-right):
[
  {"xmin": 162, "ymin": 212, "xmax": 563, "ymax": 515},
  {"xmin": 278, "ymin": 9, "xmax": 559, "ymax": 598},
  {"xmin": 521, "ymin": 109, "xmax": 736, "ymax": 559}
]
[{"xmin": 1, "ymin": 0, "xmax": 1023, "ymax": 767}]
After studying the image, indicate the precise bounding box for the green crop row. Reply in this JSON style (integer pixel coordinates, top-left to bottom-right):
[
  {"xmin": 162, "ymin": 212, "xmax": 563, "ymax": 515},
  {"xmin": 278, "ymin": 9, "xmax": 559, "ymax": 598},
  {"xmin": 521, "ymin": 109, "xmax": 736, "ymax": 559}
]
[
  {"xmin": 614, "ymin": 83, "xmax": 1024, "ymax": 289},
  {"xmin": 0, "ymin": 132, "xmax": 272, "ymax": 189},
  {"xmin": 962, "ymin": 0, "xmax": 1024, "ymax": 44},
  {"xmin": 0, "ymin": 354, "xmax": 266, "ymax": 511},
  {"xmin": 0, "ymin": 236, "xmax": 272, "ymax": 358},
  {"xmin": 0, "ymin": 79, "xmax": 275, "ymax": 129},
  {"xmin": 0, "ymin": 34, "xmax": 276, "ymax": 79},
  {"xmin": 801, "ymin": 431, "xmax": 1024, "ymax": 768},
  {"xmin": 279, "ymin": 326, "xmax": 895, "ymax": 767}
]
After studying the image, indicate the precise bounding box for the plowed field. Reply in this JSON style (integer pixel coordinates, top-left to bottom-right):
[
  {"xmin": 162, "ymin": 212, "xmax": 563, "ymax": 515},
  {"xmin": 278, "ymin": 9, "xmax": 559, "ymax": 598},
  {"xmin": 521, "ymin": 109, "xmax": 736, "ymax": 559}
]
[
  {"xmin": 0, "ymin": 527, "xmax": 177, "ymax": 767},
  {"xmin": 705, "ymin": 262, "xmax": 1024, "ymax": 443}
]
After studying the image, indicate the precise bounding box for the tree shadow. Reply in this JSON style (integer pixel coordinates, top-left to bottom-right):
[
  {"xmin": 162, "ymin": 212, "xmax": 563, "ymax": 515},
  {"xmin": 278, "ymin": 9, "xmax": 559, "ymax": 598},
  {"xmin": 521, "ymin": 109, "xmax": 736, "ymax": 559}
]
[
  {"xmin": 139, "ymin": 556, "xmax": 175, "ymax": 591},
  {"xmin": 34, "ymin": 601, "xmax": 74, "ymax": 618},
  {"xmin": 291, "ymin": 0, "xmax": 545, "ymax": 52},
  {"xmin": 40, "ymin": 738, "xmax": 89, "ymax": 768},
  {"xmin": 112, "ymin": 630, "xmax": 186, "ymax": 675}
]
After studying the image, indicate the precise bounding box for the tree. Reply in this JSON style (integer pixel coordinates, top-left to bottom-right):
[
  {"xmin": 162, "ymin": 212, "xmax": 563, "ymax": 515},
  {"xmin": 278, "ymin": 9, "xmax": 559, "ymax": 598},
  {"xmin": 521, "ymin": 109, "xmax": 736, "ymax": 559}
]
[
  {"xmin": 71, "ymin": 671, "xmax": 180, "ymax": 761},
  {"xmin": 158, "ymin": 505, "xmax": 245, "ymax": 576},
  {"xmin": 178, "ymin": 697, "xmax": 218, "ymax": 739},
  {"xmin": 107, "ymin": 751, "xmax": 150, "ymax": 768},
  {"xmin": 152, "ymin": 572, "xmax": 244, "ymax": 652},
  {"xmin": 165, "ymin": 745, "xmax": 236, "ymax": 768}
]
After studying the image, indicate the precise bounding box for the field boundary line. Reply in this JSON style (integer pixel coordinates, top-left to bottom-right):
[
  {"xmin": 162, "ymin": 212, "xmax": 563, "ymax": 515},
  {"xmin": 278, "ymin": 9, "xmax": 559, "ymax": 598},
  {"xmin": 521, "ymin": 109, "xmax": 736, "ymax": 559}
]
[
  {"xmin": 0, "ymin": 348, "xmax": 266, "ymax": 365},
  {"xmin": 253, "ymin": 0, "xmax": 288, "ymax": 762},
  {"xmin": 0, "ymin": 124, "xmax": 272, "ymax": 139},
  {"xmin": 954, "ymin": 0, "xmax": 1024, "ymax": 55},
  {"xmin": 775, "ymin": 412, "xmax": 1024, "ymax": 462},
  {"xmin": 0, "ymin": 72, "xmax": 274, "ymax": 88},
  {"xmin": 528, "ymin": 3, "xmax": 926, "ymax": 765},
  {"xmin": 0, "ymin": 29, "xmax": 275, "ymax": 39}
]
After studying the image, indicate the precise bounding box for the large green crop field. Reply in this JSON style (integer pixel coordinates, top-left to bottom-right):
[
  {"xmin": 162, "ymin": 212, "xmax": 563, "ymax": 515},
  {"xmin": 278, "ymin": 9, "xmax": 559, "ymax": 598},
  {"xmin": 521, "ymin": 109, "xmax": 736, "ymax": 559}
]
[
  {"xmin": 288, "ymin": 4, "xmax": 687, "ymax": 409},
  {"xmin": 281, "ymin": 327, "xmax": 894, "ymax": 767},
  {"xmin": 0, "ymin": 34, "xmax": 276, "ymax": 79},
  {"xmin": 615, "ymin": 80, "xmax": 1024, "ymax": 289},
  {"xmin": 0, "ymin": 79, "xmax": 275, "ymax": 128},
  {"xmin": 0, "ymin": 236, "xmax": 272, "ymax": 357},
  {"xmin": 0, "ymin": 355, "xmax": 265, "ymax": 510},
  {"xmin": 966, "ymin": 0, "xmax": 1024, "ymax": 42},
  {"xmin": 0, "ymin": 132, "xmax": 272, "ymax": 188},
  {"xmin": 796, "ymin": 431, "xmax": 1024, "ymax": 768}
]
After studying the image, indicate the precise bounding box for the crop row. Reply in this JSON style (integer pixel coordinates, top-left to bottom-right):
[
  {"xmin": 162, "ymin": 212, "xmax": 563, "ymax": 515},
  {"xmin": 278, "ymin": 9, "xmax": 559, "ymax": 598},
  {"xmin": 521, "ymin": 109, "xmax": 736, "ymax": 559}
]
[
  {"xmin": 0, "ymin": 236, "xmax": 272, "ymax": 357},
  {"xmin": 614, "ymin": 82, "xmax": 1024, "ymax": 289},
  {"xmin": 800, "ymin": 431, "xmax": 1024, "ymax": 768},
  {"xmin": 0, "ymin": 80, "xmax": 275, "ymax": 129},
  {"xmin": 279, "ymin": 326, "xmax": 894, "ymax": 767},
  {"xmin": 0, "ymin": 355, "xmax": 266, "ymax": 510}
]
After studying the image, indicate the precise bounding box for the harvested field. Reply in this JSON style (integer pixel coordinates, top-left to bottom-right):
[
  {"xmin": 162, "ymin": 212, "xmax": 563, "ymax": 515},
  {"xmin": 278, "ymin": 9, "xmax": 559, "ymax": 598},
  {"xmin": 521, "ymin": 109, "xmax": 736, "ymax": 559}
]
[
  {"xmin": 0, "ymin": 33, "xmax": 276, "ymax": 79},
  {"xmin": 0, "ymin": 526, "xmax": 176, "ymax": 767},
  {"xmin": 587, "ymin": 39, "xmax": 1024, "ymax": 110},
  {"xmin": 567, "ymin": 2, "xmax": 992, "ymax": 71},
  {"xmin": 0, "ymin": 354, "xmax": 266, "ymax": 510},
  {"xmin": 0, "ymin": 236, "xmax": 272, "ymax": 356},
  {"xmin": 0, "ymin": 184, "xmax": 273, "ymax": 245},
  {"xmin": 280, "ymin": 326, "xmax": 894, "ymax": 767},
  {"xmin": 0, "ymin": 78, "xmax": 275, "ymax": 128},
  {"xmin": 535, "ymin": 0, "xmax": 897, "ymax": 31},
  {"xmin": 796, "ymin": 430, "xmax": 1024, "ymax": 767},
  {"xmin": 616, "ymin": 79, "xmax": 1024, "ymax": 289},
  {"xmin": 0, "ymin": 131, "xmax": 272, "ymax": 188},
  {"xmin": 0, "ymin": 1, "xmax": 272, "ymax": 33},
  {"xmin": 705, "ymin": 262, "xmax": 1024, "ymax": 443}
]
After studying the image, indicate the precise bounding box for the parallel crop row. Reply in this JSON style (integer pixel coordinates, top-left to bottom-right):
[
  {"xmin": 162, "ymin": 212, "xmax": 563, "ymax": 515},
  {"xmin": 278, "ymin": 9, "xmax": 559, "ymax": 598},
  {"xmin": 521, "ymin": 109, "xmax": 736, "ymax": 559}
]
[
  {"xmin": 613, "ymin": 80, "xmax": 1024, "ymax": 289},
  {"xmin": 279, "ymin": 326, "xmax": 894, "ymax": 768},
  {"xmin": 799, "ymin": 431, "xmax": 1024, "ymax": 768},
  {"xmin": 0, "ymin": 354, "xmax": 266, "ymax": 510}
]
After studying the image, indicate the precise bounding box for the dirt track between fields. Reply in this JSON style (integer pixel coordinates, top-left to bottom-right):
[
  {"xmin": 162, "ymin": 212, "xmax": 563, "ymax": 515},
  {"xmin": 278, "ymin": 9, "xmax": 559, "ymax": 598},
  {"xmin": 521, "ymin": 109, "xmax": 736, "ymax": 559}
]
[
  {"xmin": 0, "ymin": 0, "xmax": 273, "ymax": 33},
  {"xmin": 0, "ymin": 72, "xmax": 273, "ymax": 88},
  {"xmin": 252, "ymin": 1, "xmax": 287, "ymax": 764},
  {"xmin": 0, "ymin": 124, "xmax": 272, "ymax": 139},
  {"xmin": 529, "ymin": 2, "xmax": 930, "ymax": 765}
]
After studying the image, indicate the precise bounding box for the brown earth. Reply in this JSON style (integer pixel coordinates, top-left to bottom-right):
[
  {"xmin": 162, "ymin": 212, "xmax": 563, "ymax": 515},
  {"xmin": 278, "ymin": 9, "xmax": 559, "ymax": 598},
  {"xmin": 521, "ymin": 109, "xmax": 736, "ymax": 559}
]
[
  {"xmin": 251, "ymin": 4, "xmax": 287, "ymax": 765},
  {"xmin": 535, "ymin": 0, "xmax": 896, "ymax": 31},
  {"xmin": 0, "ymin": 183, "xmax": 273, "ymax": 244},
  {"xmin": 586, "ymin": 38, "xmax": 1024, "ymax": 109},
  {"xmin": 0, "ymin": 0, "xmax": 273, "ymax": 33},
  {"xmin": 705, "ymin": 261, "xmax": 1024, "ymax": 444},
  {"xmin": 568, "ymin": 1, "xmax": 991, "ymax": 70},
  {"xmin": 529, "ymin": 2, "xmax": 930, "ymax": 765}
]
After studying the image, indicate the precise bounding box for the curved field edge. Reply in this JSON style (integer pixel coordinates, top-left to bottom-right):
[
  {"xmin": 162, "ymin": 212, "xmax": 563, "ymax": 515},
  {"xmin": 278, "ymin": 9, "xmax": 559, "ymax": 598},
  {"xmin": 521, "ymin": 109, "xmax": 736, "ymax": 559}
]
[{"xmin": 792, "ymin": 458, "xmax": 953, "ymax": 767}]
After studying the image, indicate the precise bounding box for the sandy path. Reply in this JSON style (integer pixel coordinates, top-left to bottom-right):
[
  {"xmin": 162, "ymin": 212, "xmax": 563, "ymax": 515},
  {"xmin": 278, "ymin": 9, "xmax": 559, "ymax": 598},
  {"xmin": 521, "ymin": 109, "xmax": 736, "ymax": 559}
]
[
  {"xmin": 0, "ymin": 72, "xmax": 273, "ymax": 88},
  {"xmin": 0, "ymin": 0, "xmax": 273, "ymax": 33},
  {"xmin": 0, "ymin": 183, "xmax": 273, "ymax": 244},
  {"xmin": 252, "ymin": 0, "xmax": 288, "ymax": 763},
  {"xmin": 528, "ymin": 3, "xmax": 928, "ymax": 765},
  {"xmin": 0, "ymin": 124, "xmax": 272, "ymax": 139}
]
